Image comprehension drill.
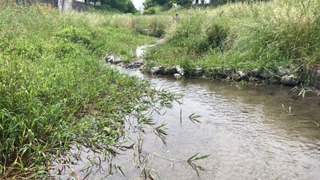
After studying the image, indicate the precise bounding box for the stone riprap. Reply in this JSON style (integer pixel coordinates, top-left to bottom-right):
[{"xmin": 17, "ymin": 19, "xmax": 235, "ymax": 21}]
[{"xmin": 105, "ymin": 54, "xmax": 320, "ymax": 89}]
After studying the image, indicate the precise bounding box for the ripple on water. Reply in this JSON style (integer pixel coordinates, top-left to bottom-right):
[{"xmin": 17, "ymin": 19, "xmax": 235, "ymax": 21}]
[{"xmin": 55, "ymin": 56, "xmax": 320, "ymax": 179}]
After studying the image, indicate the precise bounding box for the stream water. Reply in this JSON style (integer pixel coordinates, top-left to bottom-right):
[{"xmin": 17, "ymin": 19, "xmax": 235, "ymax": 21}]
[{"xmin": 54, "ymin": 45, "xmax": 320, "ymax": 179}]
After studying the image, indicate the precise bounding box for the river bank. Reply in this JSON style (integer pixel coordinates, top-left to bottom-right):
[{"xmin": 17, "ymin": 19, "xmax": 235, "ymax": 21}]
[
  {"xmin": 2, "ymin": 1, "xmax": 320, "ymax": 178},
  {"xmin": 0, "ymin": 6, "xmax": 176, "ymax": 179},
  {"xmin": 65, "ymin": 55, "xmax": 320, "ymax": 179},
  {"xmin": 106, "ymin": 49, "xmax": 320, "ymax": 92},
  {"xmin": 100, "ymin": 0, "xmax": 320, "ymax": 91},
  {"xmin": 126, "ymin": 1, "xmax": 320, "ymax": 91}
]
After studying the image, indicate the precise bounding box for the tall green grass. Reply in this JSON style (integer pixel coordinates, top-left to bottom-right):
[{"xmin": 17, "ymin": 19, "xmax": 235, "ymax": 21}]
[
  {"xmin": 2, "ymin": 0, "xmax": 320, "ymax": 177},
  {"xmin": 143, "ymin": 0, "xmax": 320, "ymax": 72},
  {"xmin": 0, "ymin": 5, "xmax": 175, "ymax": 178},
  {"xmin": 98, "ymin": 13, "xmax": 173, "ymax": 37}
]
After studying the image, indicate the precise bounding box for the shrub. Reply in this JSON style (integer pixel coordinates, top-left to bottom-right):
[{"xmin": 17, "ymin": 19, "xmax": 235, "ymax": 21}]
[
  {"xmin": 206, "ymin": 24, "xmax": 227, "ymax": 49},
  {"xmin": 173, "ymin": 34, "xmax": 209, "ymax": 54},
  {"xmin": 143, "ymin": 7, "xmax": 156, "ymax": 15}
]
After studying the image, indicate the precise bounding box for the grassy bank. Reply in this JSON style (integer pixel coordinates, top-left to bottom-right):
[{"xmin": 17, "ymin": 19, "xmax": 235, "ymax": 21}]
[
  {"xmin": 0, "ymin": 5, "xmax": 176, "ymax": 178},
  {"xmin": 2, "ymin": 0, "xmax": 320, "ymax": 177},
  {"xmin": 142, "ymin": 0, "xmax": 320, "ymax": 79}
]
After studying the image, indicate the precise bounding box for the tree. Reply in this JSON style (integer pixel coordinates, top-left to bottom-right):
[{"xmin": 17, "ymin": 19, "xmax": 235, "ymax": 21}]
[
  {"xmin": 63, "ymin": 0, "xmax": 72, "ymax": 12},
  {"xmin": 143, "ymin": 0, "xmax": 172, "ymax": 10},
  {"xmin": 126, "ymin": 0, "xmax": 136, "ymax": 13},
  {"xmin": 143, "ymin": 0, "xmax": 157, "ymax": 9},
  {"xmin": 173, "ymin": 0, "xmax": 193, "ymax": 6},
  {"xmin": 152, "ymin": 0, "xmax": 170, "ymax": 5},
  {"xmin": 143, "ymin": 0, "xmax": 171, "ymax": 7},
  {"xmin": 144, "ymin": 0, "xmax": 193, "ymax": 10},
  {"xmin": 100, "ymin": 0, "xmax": 137, "ymax": 13}
]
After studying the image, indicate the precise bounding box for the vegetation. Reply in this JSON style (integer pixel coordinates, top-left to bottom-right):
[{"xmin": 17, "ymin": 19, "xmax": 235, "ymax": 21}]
[
  {"xmin": 86, "ymin": 0, "xmax": 137, "ymax": 13},
  {"xmin": 85, "ymin": 3, "xmax": 123, "ymax": 14},
  {"xmin": 143, "ymin": 0, "xmax": 320, "ymax": 75},
  {"xmin": 0, "ymin": 4, "xmax": 177, "ymax": 178},
  {"xmin": 3, "ymin": 0, "xmax": 320, "ymax": 178},
  {"xmin": 143, "ymin": 6, "xmax": 156, "ymax": 14},
  {"xmin": 142, "ymin": 0, "xmax": 270, "ymax": 14},
  {"xmin": 143, "ymin": 0, "xmax": 193, "ymax": 8}
]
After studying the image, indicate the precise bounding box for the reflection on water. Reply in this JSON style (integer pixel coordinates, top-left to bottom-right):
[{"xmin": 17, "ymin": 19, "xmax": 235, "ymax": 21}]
[
  {"xmin": 136, "ymin": 41, "xmax": 159, "ymax": 58},
  {"xmin": 53, "ymin": 66, "xmax": 320, "ymax": 180},
  {"xmin": 113, "ymin": 68, "xmax": 320, "ymax": 180},
  {"xmin": 51, "ymin": 46, "xmax": 320, "ymax": 179}
]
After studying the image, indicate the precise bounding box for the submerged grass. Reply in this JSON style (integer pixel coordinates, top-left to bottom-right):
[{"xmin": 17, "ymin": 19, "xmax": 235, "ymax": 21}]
[
  {"xmin": 0, "ymin": 5, "xmax": 178, "ymax": 178},
  {"xmin": 143, "ymin": 0, "xmax": 320, "ymax": 73}
]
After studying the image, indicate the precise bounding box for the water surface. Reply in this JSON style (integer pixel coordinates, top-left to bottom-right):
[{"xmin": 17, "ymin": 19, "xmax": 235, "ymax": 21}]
[
  {"xmin": 52, "ymin": 45, "xmax": 320, "ymax": 180},
  {"xmin": 112, "ymin": 67, "xmax": 320, "ymax": 180}
]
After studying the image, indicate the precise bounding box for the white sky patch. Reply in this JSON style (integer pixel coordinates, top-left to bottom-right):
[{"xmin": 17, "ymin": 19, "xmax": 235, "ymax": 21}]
[{"xmin": 132, "ymin": 0, "xmax": 145, "ymax": 9}]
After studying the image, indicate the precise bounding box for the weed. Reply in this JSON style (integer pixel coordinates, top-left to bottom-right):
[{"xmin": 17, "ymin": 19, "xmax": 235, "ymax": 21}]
[
  {"xmin": 0, "ymin": 5, "xmax": 174, "ymax": 179},
  {"xmin": 143, "ymin": 0, "xmax": 320, "ymax": 76},
  {"xmin": 281, "ymin": 104, "xmax": 292, "ymax": 114}
]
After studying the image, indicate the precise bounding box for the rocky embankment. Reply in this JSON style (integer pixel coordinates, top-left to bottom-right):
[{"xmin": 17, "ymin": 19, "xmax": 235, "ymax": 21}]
[{"xmin": 105, "ymin": 54, "xmax": 320, "ymax": 89}]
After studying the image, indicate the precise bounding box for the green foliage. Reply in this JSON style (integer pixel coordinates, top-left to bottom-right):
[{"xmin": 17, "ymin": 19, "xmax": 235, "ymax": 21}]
[
  {"xmin": 156, "ymin": 28, "xmax": 165, "ymax": 37},
  {"xmin": 143, "ymin": 7, "xmax": 156, "ymax": 15},
  {"xmin": 144, "ymin": 0, "xmax": 171, "ymax": 6},
  {"xmin": 143, "ymin": 0, "xmax": 172, "ymax": 10},
  {"xmin": 85, "ymin": 4, "xmax": 122, "ymax": 14},
  {"xmin": 187, "ymin": 153, "xmax": 210, "ymax": 162},
  {"xmin": 0, "ymin": 5, "xmax": 174, "ymax": 179},
  {"xmin": 143, "ymin": 0, "xmax": 157, "ymax": 9},
  {"xmin": 143, "ymin": 5, "xmax": 168, "ymax": 15},
  {"xmin": 173, "ymin": 0, "xmax": 193, "ymax": 7},
  {"xmin": 55, "ymin": 26, "xmax": 92, "ymax": 44},
  {"xmin": 206, "ymin": 24, "xmax": 227, "ymax": 49},
  {"xmin": 146, "ymin": 18, "xmax": 166, "ymax": 37},
  {"xmin": 133, "ymin": 15, "xmax": 170, "ymax": 37},
  {"xmin": 92, "ymin": 0, "xmax": 137, "ymax": 13},
  {"xmin": 143, "ymin": 0, "xmax": 193, "ymax": 8},
  {"xmin": 144, "ymin": 0, "xmax": 320, "ymax": 72},
  {"xmin": 173, "ymin": 34, "xmax": 209, "ymax": 54}
]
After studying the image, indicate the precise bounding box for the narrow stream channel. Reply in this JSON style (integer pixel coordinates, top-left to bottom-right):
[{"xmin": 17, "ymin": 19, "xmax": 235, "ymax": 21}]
[{"xmin": 54, "ymin": 44, "xmax": 320, "ymax": 179}]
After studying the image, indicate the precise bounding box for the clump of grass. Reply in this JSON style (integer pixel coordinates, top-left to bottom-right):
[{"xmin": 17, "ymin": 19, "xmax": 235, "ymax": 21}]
[
  {"xmin": 0, "ymin": 5, "xmax": 175, "ymax": 178},
  {"xmin": 144, "ymin": 0, "xmax": 320, "ymax": 73},
  {"xmin": 102, "ymin": 13, "xmax": 173, "ymax": 37}
]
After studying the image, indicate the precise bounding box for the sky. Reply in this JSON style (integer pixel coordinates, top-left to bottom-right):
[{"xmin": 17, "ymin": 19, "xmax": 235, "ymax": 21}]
[{"xmin": 132, "ymin": 0, "xmax": 145, "ymax": 10}]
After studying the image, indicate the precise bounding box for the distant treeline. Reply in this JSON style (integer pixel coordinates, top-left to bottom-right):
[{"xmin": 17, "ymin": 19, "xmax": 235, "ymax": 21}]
[
  {"xmin": 8, "ymin": 0, "xmax": 86, "ymax": 12},
  {"xmin": 10, "ymin": 0, "xmax": 58, "ymax": 6},
  {"xmin": 143, "ymin": 0, "xmax": 270, "ymax": 14},
  {"xmin": 85, "ymin": 0, "xmax": 136, "ymax": 13}
]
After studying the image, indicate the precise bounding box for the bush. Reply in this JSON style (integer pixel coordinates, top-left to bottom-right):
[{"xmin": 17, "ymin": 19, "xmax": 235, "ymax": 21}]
[
  {"xmin": 156, "ymin": 28, "xmax": 165, "ymax": 37},
  {"xmin": 173, "ymin": 34, "xmax": 209, "ymax": 54},
  {"xmin": 143, "ymin": 7, "xmax": 156, "ymax": 15},
  {"xmin": 206, "ymin": 24, "xmax": 227, "ymax": 49},
  {"xmin": 148, "ymin": 20, "xmax": 166, "ymax": 37}
]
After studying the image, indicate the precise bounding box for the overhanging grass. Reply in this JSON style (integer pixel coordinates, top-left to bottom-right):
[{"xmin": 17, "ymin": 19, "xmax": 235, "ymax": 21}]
[{"xmin": 0, "ymin": 5, "xmax": 176, "ymax": 178}]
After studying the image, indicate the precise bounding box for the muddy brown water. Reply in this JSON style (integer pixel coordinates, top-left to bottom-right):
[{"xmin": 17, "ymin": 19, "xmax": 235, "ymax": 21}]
[{"xmin": 52, "ymin": 45, "xmax": 320, "ymax": 180}]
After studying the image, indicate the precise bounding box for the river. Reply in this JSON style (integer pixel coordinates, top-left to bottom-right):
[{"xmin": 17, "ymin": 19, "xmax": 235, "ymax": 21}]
[{"xmin": 53, "ymin": 44, "xmax": 320, "ymax": 180}]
